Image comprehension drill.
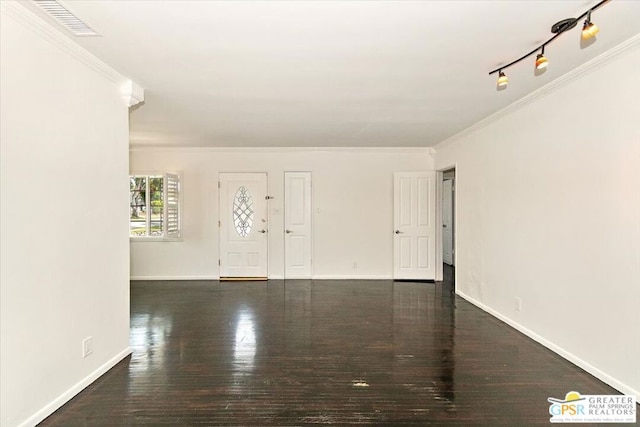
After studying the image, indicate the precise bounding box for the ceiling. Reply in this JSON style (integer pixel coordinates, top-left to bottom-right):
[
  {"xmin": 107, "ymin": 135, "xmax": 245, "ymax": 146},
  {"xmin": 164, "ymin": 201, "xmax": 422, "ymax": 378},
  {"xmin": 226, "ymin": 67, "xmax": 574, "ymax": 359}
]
[{"xmin": 23, "ymin": 0, "xmax": 640, "ymax": 148}]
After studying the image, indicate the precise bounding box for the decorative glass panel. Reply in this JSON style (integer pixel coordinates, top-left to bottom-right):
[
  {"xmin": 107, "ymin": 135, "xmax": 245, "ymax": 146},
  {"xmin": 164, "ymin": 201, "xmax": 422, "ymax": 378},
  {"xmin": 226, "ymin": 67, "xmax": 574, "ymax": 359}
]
[{"xmin": 233, "ymin": 186, "xmax": 254, "ymax": 237}]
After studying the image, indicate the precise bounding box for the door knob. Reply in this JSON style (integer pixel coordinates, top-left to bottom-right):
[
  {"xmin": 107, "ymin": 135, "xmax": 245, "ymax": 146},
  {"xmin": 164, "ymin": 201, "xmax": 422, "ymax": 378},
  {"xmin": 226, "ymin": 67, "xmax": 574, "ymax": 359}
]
[
  {"xmin": 395, "ymin": 230, "xmax": 403, "ymax": 234},
  {"xmin": 443, "ymin": 224, "xmax": 447, "ymax": 228},
  {"xmin": 285, "ymin": 230, "xmax": 293, "ymax": 234},
  {"xmin": 258, "ymin": 229, "xmax": 267, "ymax": 234}
]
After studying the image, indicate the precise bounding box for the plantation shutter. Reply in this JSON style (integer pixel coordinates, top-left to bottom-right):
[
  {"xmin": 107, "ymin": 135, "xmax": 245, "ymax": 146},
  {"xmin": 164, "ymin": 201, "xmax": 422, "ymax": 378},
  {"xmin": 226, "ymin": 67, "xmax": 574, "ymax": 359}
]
[{"xmin": 165, "ymin": 173, "xmax": 180, "ymax": 238}]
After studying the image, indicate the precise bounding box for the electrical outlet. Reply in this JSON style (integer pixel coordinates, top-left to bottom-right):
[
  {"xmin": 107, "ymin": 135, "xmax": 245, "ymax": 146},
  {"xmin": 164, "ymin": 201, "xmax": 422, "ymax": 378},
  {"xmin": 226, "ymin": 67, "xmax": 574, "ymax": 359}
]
[
  {"xmin": 82, "ymin": 336, "xmax": 93, "ymax": 358},
  {"xmin": 352, "ymin": 261, "xmax": 358, "ymax": 269},
  {"xmin": 514, "ymin": 297, "xmax": 522, "ymax": 312}
]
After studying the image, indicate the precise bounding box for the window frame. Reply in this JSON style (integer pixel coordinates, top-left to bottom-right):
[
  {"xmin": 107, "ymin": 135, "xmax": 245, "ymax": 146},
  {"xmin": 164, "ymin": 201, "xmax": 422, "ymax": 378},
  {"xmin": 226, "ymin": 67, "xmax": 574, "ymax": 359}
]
[{"xmin": 129, "ymin": 171, "xmax": 182, "ymax": 241}]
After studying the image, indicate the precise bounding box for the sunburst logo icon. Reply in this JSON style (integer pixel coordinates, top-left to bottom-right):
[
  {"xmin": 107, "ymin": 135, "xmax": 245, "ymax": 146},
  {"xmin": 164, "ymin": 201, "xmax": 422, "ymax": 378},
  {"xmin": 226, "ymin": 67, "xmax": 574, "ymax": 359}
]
[{"xmin": 548, "ymin": 391, "xmax": 585, "ymax": 405}]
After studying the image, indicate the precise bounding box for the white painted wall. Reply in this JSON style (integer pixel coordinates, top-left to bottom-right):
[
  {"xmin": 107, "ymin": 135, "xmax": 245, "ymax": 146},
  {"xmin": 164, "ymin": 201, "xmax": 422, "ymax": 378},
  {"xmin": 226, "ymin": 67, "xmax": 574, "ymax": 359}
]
[
  {"xmin": 129, "ymin": 148, "xmax": 433, "ymax": 279},
  {"xmin": 0, "ymin": 5, "xmax": 132, "ymax": 426},
  {"xmin": 435, "ymin": 40, "xmax": 640, "ymax": 396}
]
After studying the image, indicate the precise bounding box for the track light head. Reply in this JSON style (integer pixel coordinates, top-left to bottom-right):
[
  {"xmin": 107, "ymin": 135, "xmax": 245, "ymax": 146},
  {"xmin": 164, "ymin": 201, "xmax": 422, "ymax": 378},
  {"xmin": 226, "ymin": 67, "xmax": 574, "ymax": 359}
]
[
  {"xmin": 535, "ymin": 53, "xmax": 548, "ymax": 70},
  {"xmin": 582, "ymin": 10, "xmax": 600, "ymax": 40},
  {"xmin": 535, "ymin": 46, "xmax": 548, "ymax": 70},
  {"xmin": 497, "ymin": 71, "xmax": 508, "ymax": 88},
  {"xmin": 582, "ymin": 21, "xmax": 600, "ymax": 39}
]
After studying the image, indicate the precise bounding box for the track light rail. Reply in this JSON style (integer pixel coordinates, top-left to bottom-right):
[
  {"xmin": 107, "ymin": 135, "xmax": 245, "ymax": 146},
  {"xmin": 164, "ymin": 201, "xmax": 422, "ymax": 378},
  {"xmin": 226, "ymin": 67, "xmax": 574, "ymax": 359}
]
[{"xmin": 488, "ymin": 0, "xmax": 610, "ymax": 76}]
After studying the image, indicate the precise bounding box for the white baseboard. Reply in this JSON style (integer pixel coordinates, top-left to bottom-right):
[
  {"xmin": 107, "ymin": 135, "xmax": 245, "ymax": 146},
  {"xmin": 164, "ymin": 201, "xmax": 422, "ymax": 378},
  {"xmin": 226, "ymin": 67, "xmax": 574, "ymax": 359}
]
[
  {"xmin": 19, "ymin": 347, "xmax": 132, "ymax": 427},
  {"xmin": 311, "ymin": 274, "xmax": 392, "ymax": 280},
  {"xmin": 131, "ymin": 275, "xmax": 396, "ymax": 281},
  {"xmin": 130, "ymin": 275, "xmax": 219, "ymax": 281},
  {"xmin": 131, "ymin": 275, "xmax": 286, "ymax": 281},
  {"xmin": 456, "ymin": 291, "xmax": 639, "ymax": 398}
]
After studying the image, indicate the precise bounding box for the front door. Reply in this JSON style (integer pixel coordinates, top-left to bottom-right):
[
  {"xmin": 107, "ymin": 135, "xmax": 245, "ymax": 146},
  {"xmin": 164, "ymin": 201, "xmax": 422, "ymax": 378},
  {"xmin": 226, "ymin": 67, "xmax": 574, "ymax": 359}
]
[
  {"xmin": 284, "ymin": 172, "xmax": 312, "ymax": 279},
  {"xmin": 219, "ymin": 173, "xmax": 268, "ymax": 279},
  {"xmin": 393, "ymin": 172, "xmax": 436, "ymax": 280}
]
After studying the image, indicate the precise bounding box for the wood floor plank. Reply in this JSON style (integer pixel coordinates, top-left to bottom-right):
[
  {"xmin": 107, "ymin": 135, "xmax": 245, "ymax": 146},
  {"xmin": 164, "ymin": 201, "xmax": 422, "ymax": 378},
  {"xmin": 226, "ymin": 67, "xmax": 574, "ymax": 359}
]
[{"xmin": 39, "ymin": 268, "xmax": 635, "ymax": 426}]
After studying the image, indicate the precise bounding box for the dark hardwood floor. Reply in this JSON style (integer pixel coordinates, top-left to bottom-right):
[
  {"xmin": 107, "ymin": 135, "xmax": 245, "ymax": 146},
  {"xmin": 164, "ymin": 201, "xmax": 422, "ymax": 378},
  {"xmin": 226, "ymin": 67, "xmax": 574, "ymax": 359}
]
[{"xmin": 40, "ymin": 266, "xmax": 633, "ymax": 425}]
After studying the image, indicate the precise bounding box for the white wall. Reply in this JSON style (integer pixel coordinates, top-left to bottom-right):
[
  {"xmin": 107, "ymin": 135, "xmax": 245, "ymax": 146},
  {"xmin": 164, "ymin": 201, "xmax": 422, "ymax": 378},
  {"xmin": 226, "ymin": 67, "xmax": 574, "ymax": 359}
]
[
  {"xmin": 0, "ymin": 5, "xmax": 132, "ymax": 426},
  {"xmin": 435, "ymin": 39, "xmax": 640, "ymax": 396},
  {"xmin": 129, "ymin": 148, "xmax": 433, "ymax": 279}
]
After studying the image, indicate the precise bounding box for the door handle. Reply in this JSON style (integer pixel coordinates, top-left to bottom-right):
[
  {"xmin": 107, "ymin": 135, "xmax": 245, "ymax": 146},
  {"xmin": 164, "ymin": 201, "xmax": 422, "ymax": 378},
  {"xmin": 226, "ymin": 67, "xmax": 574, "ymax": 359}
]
[
  {"xmin": 443, "ymin": 224, "xmax": 447, "ymax": 228},
  {"xmin": 258, "ymin": 229, "xmax": 268, "ymax": 234},
  {"xmin": 285, "ymin": 230, "xmax": 293, "ymax": 234},
  {"xmin": 395, "ymin": 230, "xmax": 403, "ymax": 234}
]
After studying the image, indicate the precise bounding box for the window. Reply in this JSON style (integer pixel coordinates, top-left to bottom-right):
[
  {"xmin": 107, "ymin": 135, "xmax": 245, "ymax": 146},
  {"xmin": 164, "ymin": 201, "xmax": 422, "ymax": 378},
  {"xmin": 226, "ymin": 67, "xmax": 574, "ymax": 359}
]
[{"xmin": 130, "ymin": 173, "xmax": 180, "ymax": 239}]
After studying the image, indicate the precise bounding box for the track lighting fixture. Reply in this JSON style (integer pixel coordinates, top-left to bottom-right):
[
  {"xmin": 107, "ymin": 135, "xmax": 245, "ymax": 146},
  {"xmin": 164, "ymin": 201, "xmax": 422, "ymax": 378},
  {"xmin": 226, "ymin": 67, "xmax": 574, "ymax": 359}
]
[
  {"xmin": 535, "ymin": 47, "xmax": 548, "ymax": 70},
  {"xmin": 489, "ymin": 0, "xmax": 609, "ymax": 88},
  {"xmin": 497, "ymin": 71, "xmax": 508, "ymax": 88},
  {"xmin": 582, "ymin": 11, "xmax": 600, "ymax": 40}
]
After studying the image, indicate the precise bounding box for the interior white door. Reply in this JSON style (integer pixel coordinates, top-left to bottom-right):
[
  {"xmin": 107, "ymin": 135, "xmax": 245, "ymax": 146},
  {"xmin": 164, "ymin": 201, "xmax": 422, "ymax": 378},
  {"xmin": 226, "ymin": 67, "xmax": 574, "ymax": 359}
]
[
  {"xmin": 442, "ymin": 179, "xmax": 454, "ymax": 266},
  {"xmin": 284, "ymin": 172, "xmax": 312, "ymax": 279},
  {"xmin": 394, "ymin": 172, "xmax": 436, "ymax": 280},
  {"xmin": 219, "ymin": 173, "xmax": 268, "ymax": 279}
]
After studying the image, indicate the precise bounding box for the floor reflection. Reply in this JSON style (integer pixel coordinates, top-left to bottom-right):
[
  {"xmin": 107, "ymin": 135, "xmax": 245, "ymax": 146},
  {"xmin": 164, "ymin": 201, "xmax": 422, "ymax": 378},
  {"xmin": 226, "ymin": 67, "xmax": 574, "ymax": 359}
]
[
  {"xmin": 392, "ymin": 280, "xmax": 456, "ymax": 408},
  {"xmin": 233, "ymin": 306, "xmax": 257, "ymax": 372},
  {"xmin": 41, "ymin": 269, "xmax": 628, "ymax": 426},
  {"xmin": 127, "ymin": 312, "xmax": 173, "ymax": 396},
  {"xmin": 129, "ymin": 312, "xmax": 173, "ymax": 372}
]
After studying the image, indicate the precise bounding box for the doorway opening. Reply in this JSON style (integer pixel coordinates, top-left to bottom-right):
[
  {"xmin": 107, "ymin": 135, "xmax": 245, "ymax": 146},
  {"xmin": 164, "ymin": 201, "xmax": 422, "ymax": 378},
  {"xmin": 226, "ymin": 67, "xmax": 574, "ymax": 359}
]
[
  {"xmin": 442, "ymin": 168, "xmax": 455, "ymax": 267},
  {"xmin": 436, "ymin": 167, "xmax": 456, "ymax": 291}
]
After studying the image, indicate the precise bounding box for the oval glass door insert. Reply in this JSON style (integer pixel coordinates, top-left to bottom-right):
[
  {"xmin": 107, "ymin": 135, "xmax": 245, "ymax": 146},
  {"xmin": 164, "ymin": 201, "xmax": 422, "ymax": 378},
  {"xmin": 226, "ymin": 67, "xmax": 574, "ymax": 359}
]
[{"xmin": 233, "ymin": 186, "xmax": 254, "ymax": 237}]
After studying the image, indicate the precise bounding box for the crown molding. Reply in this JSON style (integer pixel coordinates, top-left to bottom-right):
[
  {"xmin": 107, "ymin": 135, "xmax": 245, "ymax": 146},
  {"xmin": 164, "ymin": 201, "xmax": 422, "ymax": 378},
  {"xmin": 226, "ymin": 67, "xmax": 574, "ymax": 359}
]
[
  {"xmin": 435, "ymin": 33, "xmax": 640, "ymax": 151},
  {"xmin": 121, "ymin": 80, "xmax": 145, "ymax": 107},
  {"xmin": 128, "ymin": 146, "xmax": 433, "ymax": 154},
  {"xmin": 1, "ymin": 0, "xmax": 126, "ymax": 84}
]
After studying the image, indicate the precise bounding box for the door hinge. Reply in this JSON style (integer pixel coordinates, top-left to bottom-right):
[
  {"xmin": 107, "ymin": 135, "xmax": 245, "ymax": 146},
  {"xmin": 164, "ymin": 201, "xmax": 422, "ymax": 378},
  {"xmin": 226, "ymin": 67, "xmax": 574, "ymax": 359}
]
[
  {"xmin": 218, "ymin": 182, "xmax": 221, "ymax": 189},
  {"xmin": 218, "ymin": 220, "xmax": 221, "ymax": 227},
  {"xmin": 218, "ymin": 259, "xmax": 221, "ymax": 266}
]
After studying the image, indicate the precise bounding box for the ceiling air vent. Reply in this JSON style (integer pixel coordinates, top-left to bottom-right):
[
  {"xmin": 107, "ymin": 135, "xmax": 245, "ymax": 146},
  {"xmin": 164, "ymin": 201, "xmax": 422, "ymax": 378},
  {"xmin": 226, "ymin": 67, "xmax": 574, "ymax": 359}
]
[{"xmin": 33, "ymin": 0, "xmax": 99, "ymax": 36}]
